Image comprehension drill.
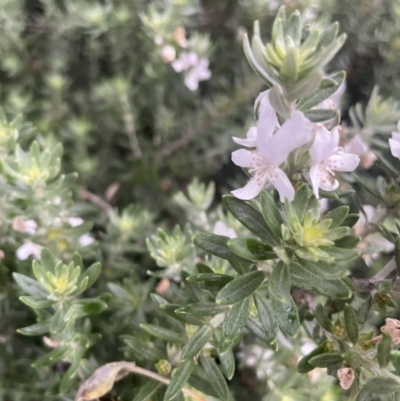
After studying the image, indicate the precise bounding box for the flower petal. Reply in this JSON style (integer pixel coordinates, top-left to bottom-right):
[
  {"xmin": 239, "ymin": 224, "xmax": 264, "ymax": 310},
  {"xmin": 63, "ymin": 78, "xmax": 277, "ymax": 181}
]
[
  {"xmin": 309, "ymin": 124, "xmax": 338, "ymax": 165},
  {"xmin": 309, "ymin": 165, "xmax": 321, "ymax": 198},
  {"xmin": 233, "ymin": 127, "xmax": 257, "ymax": 147},
  {"xmin": 231, "ymin": 149, "xmax": 262, "ymax": 168},
  {"xmin": 256, "ymin": 90, "xmax": 279, "ymax": 150},
  {"xmin": 326, "ymin": 153, "xmax": 360, "ymax": 172},
  {"xmin": 262, "ymin": 110, "xmax": 313, "ymax": 165},
  {"xmin": 269, "ymin": 167, "xmax": 295, "ymax": 202},
  {"xmin": 390, "ymin": 137, "xmax": 400, "ymax": 159},
  {"xmin": 231, "ymin": 176, "xmax": 266, "ymax": 200}
]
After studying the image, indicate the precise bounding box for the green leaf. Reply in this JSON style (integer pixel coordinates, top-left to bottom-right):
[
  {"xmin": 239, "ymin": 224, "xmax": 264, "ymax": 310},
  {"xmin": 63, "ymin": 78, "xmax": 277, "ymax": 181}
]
[
  {"xmin": 342, "ymin": 214, "xmax": 359, "ymax": 228},
  {"xmin": 80, "ymin": 262, "xmax": 102, "ymax": 290},
  {"xmin": 219, "ymin": 349, "xmax": 235, "ymax": 380},
  {"xmin": 270, "ymin": 294, "xmax": 299, "ymax": 337},
  {"xmin": 292, "ymin": 184, "xmax": 311, "ymax": 224},
  {"xmin": 323, "ymin": 205, "xmax": 349, "ymax": 228},
  {"xmin": 19, "ymin": 296, "xmax": 55, "ymax": 309},
  {"xmin": 319, "ymin": 188, "xmax": 355, "ymax": 199},
  {"xmin": 344, "ymin": 304, "xmax": 359, "ymax": 345},
  {"xmin": 221, "ymin": 296, "xmax": 252, "ymax": 352},
  {"xmin": 285, "ymin": 10, "xmax": 301, "ymax": 46},
  {"xmin": 187, "ymin": 273, "xmax": 233, "ymax": 292},
  {"xmin": 260, "ymin": 191, "xmax": 284, "ymax": 238},
  {"xmin": 140, "ymin": 324, "xmax": 186, "ymax": 343},
  {"xmin": 196, "ymin": 263, "xmax": 214, "ymax": 273},
  {"xmin": 159, "ymin": 304, "xmax": 209, "ymax": 326},
  {"xmin": 357, "ymin": 296, "xmax": 372, "ymax": 324},
  {"xmin": 319, "ymin": 246, "xmax": 359, "ymax": 262},
  {"xmin": 308, "ymin": 352, "xmax": 343, "ymax": 368},
  {"xmin": 200, "ymin": 355, "xmax": 229, "ymax": 401},
  {"xmin": 290, "ymin": 261, "xmax": 351, "ymax": 299},
  {"xmin": 223, "ymin": 194, "xmax": 280, "ymax": 245},
  {"xmin": 194, "ymin": 233, "xmax": 250, "ymax": 274},
  {"xmin": 181, "ymin": 326, "xmax": 212, "ymax": 361},
  {"xmin": 132, "ymin": 380, "xmax": 160, "ymax": 401},
  {"xmin": 296, "ymin": 258, "xmax": 347, "ymax": 280},
  {"xmin": 32, "ymin": 345, "xmax": 69, "ymax": 368},
  {"xmin": 175, "ymin": 303, "xmax": 228, "ymax": 317},
  {"xmin": 182, "ymin": 270, "xmax": 206, "ymax": 303},
  {"xmin": 124, "ymin": 336, "xmax": 165, "ymax": 363},
  {"xmin": 216, "ymin": 271, "xmax": 265, "ymax": 305},
  {"xmin": 391, "ymin": 350, "xmax": 400, "ymax": 375},
  {"xmin": 297, "ymin": 71, "xmax": 345, "ymax": 111},
  {"xmin": 164, "ymin": 359, "xmax": 195, "ymax": 401},
  {"xmin": 315, "ymin": 304, "xmax": 332, "ymax": 332},
  {"xmin": 227, "ymin": 238, "xmax": 275, "ymax": 261},
  {"xmin": 254, "ymin": 293, "xmax": 278, "ymax": 343},
  {"xmin": 360, "ymin": 377, "xmax": 400, "ymax": 395},
  {"xmin": 304, "ymin": 109, "xmax": 338, "ymax": 122},
  {"xmin": 378, "ymin": 332, "xmax": 392, "ymax": 368},
  {"xmin": 17, "ymin": 321, "xmax": 51, "ymax": 336},
  {"xmin": 13, "ymin": 273, "xmax": 48, "ymax": 297},
  {"xmin": 40, "ymin": 247, "xmax": 56, "ymax": 272},
  {"xmin": 243, "ymin": 33, "xmax": 274, "ymax": 87},
  {"xmin": 297, "ymin": 345, "xmax": 325, "ymax": 373},
  {"xmin": 269, "ymin": 262, "xmax": 291, "ymax": 302},
  {"xmin": 74, "ymin": 298, "xmax": 107, "ymax": 317},
  {"xmin": 334, "ymin": 235, "xmax": 361, "ymax": 249}
]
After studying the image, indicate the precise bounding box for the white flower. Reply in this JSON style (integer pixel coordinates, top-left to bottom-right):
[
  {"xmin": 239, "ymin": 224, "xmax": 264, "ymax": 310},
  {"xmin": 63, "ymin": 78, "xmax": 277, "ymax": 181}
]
[
  {"xmin": 161, "ymin": 45, "xmax": 176, "ymax": 63},
  {"xmin": 78, "ymin": 234, "xmax": 95, "ymax": 247},
  {"xmin": 337, "ymin": 367, "xmax": 355, "ymax": 390},
  {"xmin": 183, "ymin": 58, "xmax": 211, "ymax": 91},
  {"xmin": 309, "ymin": 125, "xmax": 359, "ymax": 198},
  {"xmin": 213, "ymin": 221, "xmax": 237, "ymax": 239},
  {"xmin": 68, "ymin": 217, "xmax": 84, "ymax": 227},
  {"xmin": 317, "ymin": 82, "xmax": 346, "ymax": 110},
  {"xmin": 16, "ymin": 241, "xmax": 42, "ymax": 260},
  {"xmin": 171, "ymin": 52, "xmax": 198, "ymax": 73},
  {"xmin": 389, "ymin": 121, "xmax": 400, "ymax": 159},
  {"xmin": 344, "ymin": 135, "xmax": 376, "ymax": 169},
  {"xmin": 12, "ymin": 216, "xmax": 38, "ymax": 235},
  {"xmin": 231, "ymin": 90, "xmax": 313, "ymax": 202}
]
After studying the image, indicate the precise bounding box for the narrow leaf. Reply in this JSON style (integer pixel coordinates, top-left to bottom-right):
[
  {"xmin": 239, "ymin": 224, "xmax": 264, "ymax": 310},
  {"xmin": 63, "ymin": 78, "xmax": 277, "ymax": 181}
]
[
  {"xmin": 216, "ymin": 271, "xmax": 265, "ymax": 305},
  {"xmin": 200, "ymin": 355, "xmax": 229, "ymax": 401},
  {"xmin": 181, "ymin": 326, "xmax": 212, "ymax": 361},
  {"xmin": 269, "ymin": 262, "xmax": 291, "ymax": 302},
  {"xmin": 140, "ymin": 324, "xmax": 186, "ymax": 343},
  {"xmin": 344, "ymin": 304, "xmax": 359, "ymax": 345},
  {"xmin": 164, "ymin": 359, "xmax": 195, "ymax": 401}
]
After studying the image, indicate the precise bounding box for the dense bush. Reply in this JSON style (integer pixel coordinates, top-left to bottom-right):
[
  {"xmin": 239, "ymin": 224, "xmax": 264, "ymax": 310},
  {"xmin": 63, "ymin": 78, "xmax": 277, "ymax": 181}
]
[{"xmin": 2, "ymin": 1, "xmax": 400, "ymax": 400}]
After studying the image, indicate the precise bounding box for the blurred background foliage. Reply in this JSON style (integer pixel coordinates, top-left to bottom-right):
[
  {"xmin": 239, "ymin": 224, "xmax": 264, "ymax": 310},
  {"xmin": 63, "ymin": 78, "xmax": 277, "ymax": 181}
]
[{"xmin": 2, "ymin": 0, "xmax": 400, "ymax": 400}]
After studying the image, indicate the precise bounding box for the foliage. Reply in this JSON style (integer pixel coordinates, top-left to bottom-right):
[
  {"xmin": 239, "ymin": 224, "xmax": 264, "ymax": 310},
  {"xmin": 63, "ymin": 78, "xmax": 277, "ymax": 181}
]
[{"xmin": 2, "ymin": 1, "xmax": 400, "ymax": 401}]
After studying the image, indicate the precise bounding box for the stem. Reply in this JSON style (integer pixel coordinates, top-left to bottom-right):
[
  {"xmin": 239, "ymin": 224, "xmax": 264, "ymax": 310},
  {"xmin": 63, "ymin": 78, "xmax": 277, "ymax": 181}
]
[
  {"xmin": 125, "ymin": 364, "xmax": 208, "ymax": 401},
  {"xmin": 119, "ymin": 90, "xmax": 142, "ymax": 159},
  {"xmin": 80, "ymin": 189, "xmax": 112, "ymax": 213},
  {"xmin": 352, "ymin": 257, "xmax": 397, "ymax": 292}
]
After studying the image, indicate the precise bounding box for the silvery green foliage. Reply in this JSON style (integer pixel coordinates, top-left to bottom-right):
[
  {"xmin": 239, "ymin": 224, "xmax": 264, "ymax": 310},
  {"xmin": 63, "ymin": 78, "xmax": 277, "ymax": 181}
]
[{"xmin": 3, "ymin": 1, "xmax": 400, "ymax": 401}]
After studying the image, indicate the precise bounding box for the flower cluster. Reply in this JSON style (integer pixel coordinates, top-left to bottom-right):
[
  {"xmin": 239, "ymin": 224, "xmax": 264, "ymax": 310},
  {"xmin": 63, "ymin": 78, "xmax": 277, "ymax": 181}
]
[{"xmin": 231, "ymin": 90, "xmax": 360, "ymax": 201}]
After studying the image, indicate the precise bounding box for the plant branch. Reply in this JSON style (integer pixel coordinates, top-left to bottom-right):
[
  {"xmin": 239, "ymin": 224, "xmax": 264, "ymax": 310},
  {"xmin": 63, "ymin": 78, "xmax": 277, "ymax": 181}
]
[
  {"xmin": 125, "ymin": 364, "xmax": 208, "ymax": 401},
  {"xmin": 80, "ymin": 189, "xmax": 112, "ymax": 213},
  {"xmin": 352, "ymin": 257, "xmax": 397, "ymax": 292},
  {"xmin": 119, "ymin": 91, "xmax": 142, "ymax": 159}
]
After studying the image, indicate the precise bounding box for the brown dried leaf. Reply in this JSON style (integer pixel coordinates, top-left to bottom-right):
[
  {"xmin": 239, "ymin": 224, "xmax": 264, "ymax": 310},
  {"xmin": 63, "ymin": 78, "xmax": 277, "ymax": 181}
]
[{"xmin": 75, "ymin": 361, "xmax": 136, "ymax": 401}]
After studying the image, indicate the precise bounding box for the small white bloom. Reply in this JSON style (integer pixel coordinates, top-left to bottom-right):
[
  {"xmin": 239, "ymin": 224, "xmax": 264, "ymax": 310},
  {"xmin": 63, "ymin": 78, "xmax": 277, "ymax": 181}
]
[
  {"xmin": 213, "ymin": 221, "xmax": 237, "ymax": 239},
  {"xmin": 344, "ymin": 135, "xmax": 376, "ymax": 169},
  {"xmin": 16, "ymin": 241, "xmax": 42, "ymax": 260},
  {"xmin": 171, "ymin": 52, "xmax": 198, "ymax": 73},
  {"xmin": 231, "ymin": 90, "xmax": 313, "ymax": 202},
  {"xmin": 68, "ymin": 217, "xmax": 84, "ymax": 227},
  {"xmin": 12, "ymin": 216, "xmax": 38, "ymax": 235},
  {"xmin": 78, "ymin": 234, "xmax": 95, "ymax": 247},
  {"xmin": 389, "ymin": 121, "xmax": 400, "ymax": 159},
  {"xmin": 161, "ymin": 45, "xmax": 176, "ymax": 63},
  {"xmin": 309, "ymin": 125, "xmax": 359, "ymax": 198},
  {"xmin": 183, "ymin": 58, "xmax": 211, "ymax": 91},
  {"xmin": 337, "ymin": 367, "xmax": 355, "ymax": 390},
  {"xmin": 154, "ymin": 35, "xmax": 163, "ymax": 46}
]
